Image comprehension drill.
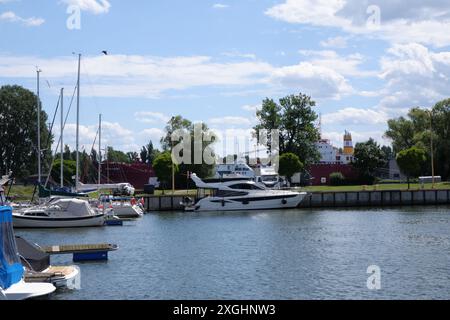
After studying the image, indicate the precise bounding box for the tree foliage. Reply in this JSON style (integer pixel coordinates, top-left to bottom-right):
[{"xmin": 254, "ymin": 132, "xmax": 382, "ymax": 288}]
[
  {"xmin": 396, "ymin": 147, "xmax": 427, "ymax": 188},
  {"xmin": 0, "ymin": 85, "xmax": 53, "ymax": 179},
  {"xmin": 278, "ymin": 153, "xmax": 303, "ymax": 183},
  {"xmin": 254, "ymin": 93, "xmax": 320, "ymax": 166},
  {"xmin": 153, "ymin": 152, "xmax": 178, "ymax": 190},
  {"xmin": 106, "ymin": 146, "xmax": 130, "ymax": 163},
  {"xmin": 353, "ymin": 138, "xmax": 387, "ymax": 184},
  {"xmin": 385, "ymin": 100, "xmax": 450, "ymax": 179},
  {"xmin": 50, "ymin": 159, "xmax": 77, "ymax": 186},
  {"xmin": 161, "ymin": 115, "xmax": 216, "ymax": 179}
]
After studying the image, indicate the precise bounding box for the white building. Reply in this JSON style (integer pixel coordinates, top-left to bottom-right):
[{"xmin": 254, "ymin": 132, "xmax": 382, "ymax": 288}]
[{"xmin": 316, "ymin": 132, "xmax": 354, "ymax": 165}]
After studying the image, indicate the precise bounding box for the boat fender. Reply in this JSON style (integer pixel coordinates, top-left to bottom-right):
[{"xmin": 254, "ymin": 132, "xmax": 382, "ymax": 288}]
[
  {"xmin": 282, "ymin": 199, "xmax": 287, "ymax": 205},
  {"xmin": 131, "ymin": 198, "xmax": 137, "ymax": 206},
  {"xmin": 221, "ymin": 199, "xmax": 225, "ymax": 207}
]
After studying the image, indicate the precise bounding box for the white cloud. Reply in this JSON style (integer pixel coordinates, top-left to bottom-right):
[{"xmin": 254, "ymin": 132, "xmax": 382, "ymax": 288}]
[
  {"xmin": 320, "ymin": 36, "xmax": 348, "ymax": 49},
  {"xmin": 298, "ymin": 50, "xmax": 374, "ymax": 77},
  {"xmin": 265, "ymin": 0, "xmax": 450, "ymax": 47},
  {"xmin": 271, "ymin": 62, "xmax": 353, "ymax": 99},
  {"xmin": 209, "ymin": 116, "xmax": 252, "ymax": 127},
  {"xmin": 134, "ymin": 111, "xmax": 170, "ymax": 124},
  {"xmin": 212, "ymin": 4, "xmax": 229, "ymax": 9},
  {"xmin": 322, "ymin": 107, "xmax": 388, "ymax": 125},
  {"xmin": 222, "ymin": 51, "xmax": 256, "ymax": 60},
  {"xmin": 379, "ymin": 43, "xmax": 450, "ymax": 110},
  {"xmin": 0, "ymin": 53, "xmax": 355, "ymax": 100},
  {"xmin": 55, "ymin": 121, "xmax": 138, "ymax": 152},
  {"xmin": 62, "ymin": 0, "xmax": 111, "ymax": 15},
  {"xmin": 242, "ymin": 104, "xmax": 261, "ymax": 112},
  {"xmin": 140, "ymin": 128, "xmax": 165, "ymax": 144},
  {"xmin": 0, "ymin": 11, "xmax": 44, "ymax": 26}
]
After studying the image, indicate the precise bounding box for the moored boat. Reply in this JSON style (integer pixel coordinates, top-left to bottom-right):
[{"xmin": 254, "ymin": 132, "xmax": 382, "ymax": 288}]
[
  {"xmin": 182, "ymin": 173, "xmax": 307, "ymax": 212},
  {"xmin": 13, "ymin": 198, "xmax": 105, "ymax": 229}
]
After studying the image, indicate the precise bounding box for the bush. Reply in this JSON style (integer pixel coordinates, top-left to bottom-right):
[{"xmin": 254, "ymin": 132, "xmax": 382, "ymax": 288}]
[{"xmin": 329, "ymin": 172, "xmax": 346, "ymax": 186}]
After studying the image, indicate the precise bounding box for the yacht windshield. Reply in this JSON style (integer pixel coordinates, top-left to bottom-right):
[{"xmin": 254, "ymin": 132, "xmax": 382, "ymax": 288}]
[{"xmin": 228, "ymin": 183, "xmax": 265, "ymax": 190}]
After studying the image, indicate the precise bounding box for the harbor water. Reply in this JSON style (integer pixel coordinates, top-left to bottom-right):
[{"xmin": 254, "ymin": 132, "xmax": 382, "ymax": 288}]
[{"xmin": 16, "ymin": 206, "xmax": 450, "ymax": 300}]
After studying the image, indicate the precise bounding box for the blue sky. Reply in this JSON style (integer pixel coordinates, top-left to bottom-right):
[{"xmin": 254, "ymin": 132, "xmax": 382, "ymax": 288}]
[{"xmin": 2, "ymin": 0, "xmax": 450, "ymax": 156}]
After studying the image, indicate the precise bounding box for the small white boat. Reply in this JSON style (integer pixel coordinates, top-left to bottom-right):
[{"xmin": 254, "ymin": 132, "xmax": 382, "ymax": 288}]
[
  {"xmin": 13, "ymin": 198, "xmax": 105, "ymax": 228},
  {"xmin": 1, "ymin": 280, "xmax": 56, "ymax": 300},
  {"xmin": 1, "ymin": 206, "xmax": 56, "ymax": 300},
  {"xmin": 97, "ymin": 196, "xmax": 144, "ymax": 218},
  {"xmin": 182, "ymin": 174, "xmax": 307, "ymax": 212}
]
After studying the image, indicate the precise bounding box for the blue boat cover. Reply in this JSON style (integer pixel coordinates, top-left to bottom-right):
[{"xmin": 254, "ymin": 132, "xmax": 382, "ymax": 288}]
[{"xmin": 0, "ymin": 206, "xmax": 23, "ymax": 289}]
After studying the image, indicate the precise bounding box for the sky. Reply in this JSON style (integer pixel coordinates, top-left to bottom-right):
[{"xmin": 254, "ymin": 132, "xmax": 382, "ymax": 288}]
[{"xmin": 1, "ymin": 0, "xmax": 450, "ymax": 156}]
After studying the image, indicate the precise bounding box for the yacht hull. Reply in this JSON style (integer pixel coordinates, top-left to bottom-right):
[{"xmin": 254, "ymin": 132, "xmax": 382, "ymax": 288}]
[
  {"xmin": 111, "ymin": 205, "xmax": 144, "ymax": 218},
  {"xmin": 12, "ymin": 213, "xmax": 105, "ymax": 228},
  {"xmin": 192, "ymin": 192, "xmax": 307, "ymax": 212}
]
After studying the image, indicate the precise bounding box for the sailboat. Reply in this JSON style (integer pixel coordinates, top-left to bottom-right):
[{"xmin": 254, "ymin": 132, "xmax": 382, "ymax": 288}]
[{"xmin": 12, "ymin": 55, "xmax": 106, "ymax": 228}]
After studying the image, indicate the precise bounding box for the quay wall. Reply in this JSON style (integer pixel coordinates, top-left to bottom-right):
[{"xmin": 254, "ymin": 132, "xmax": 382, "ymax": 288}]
[{"xmin": 143, "ymin": 189, "xmax": 450, "ymax": 212}]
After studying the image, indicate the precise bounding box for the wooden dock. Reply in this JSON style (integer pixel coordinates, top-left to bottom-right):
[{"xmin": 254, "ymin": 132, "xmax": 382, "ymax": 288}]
[{"xmin": 42, "ymin": 243, "xmax": 118, "ymax": 255}]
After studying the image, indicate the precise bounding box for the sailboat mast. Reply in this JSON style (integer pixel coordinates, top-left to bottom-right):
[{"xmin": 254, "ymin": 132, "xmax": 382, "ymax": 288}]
[
  {"xmin": 75, "ymin": 53, "xmax": 81, "ymax": 191},
  {"xmin": 60, "ymin": 88, "xmax": 64, "ymax": 188},
  {"xmin": 98, "ymin": 114, "xmax": 102, "ymax": 186},
  {"xmin": 36, "ymin": 68, "xmax": 42, "ymax": 184}
]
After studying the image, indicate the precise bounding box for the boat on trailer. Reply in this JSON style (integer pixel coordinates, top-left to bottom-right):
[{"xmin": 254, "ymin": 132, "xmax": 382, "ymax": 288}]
[{"xmin": 182, "ymin": 174, "xmax": 307, "ymax": 212}]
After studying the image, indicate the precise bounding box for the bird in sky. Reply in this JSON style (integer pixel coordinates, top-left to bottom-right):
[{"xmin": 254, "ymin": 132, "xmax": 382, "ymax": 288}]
[{"xmin": 102, "ymin": 51, "xmax": 108, "ymax": 55}]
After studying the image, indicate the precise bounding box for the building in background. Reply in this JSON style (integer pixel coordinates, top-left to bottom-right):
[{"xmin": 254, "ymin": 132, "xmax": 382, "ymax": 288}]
[
  {"xmin": 316, "ymin": 131, "xmax": 354, "ymax": 165},
  {"xmin": 302, "ymin": 131, "xmax": 358, "ymax": 186}
]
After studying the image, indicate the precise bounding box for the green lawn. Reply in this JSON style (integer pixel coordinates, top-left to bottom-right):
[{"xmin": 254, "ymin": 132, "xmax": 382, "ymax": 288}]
[
  {"xmin": 4, "ymin": 185, "xmax": 37, "ymax": 201},
  {"xmin": 302, "ymin": 182, "xmax": 450, "ymax": 193}
]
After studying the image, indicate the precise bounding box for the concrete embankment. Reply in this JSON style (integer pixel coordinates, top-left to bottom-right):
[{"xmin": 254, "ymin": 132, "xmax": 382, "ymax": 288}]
[
  {"xmin": 143, "ymin": 189, "xmax": 450, "ymax": 212},
  {"xmin": 298, "ymin": 189, "xmax": 450, "ymax": 208}
]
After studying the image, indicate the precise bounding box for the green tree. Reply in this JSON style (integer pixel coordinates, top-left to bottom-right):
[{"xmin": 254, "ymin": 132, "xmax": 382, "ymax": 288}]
[
  {"xmin": 278, "ymin": 153, "xmax": 303, "ymax": 183},
  {"xmin": 385, "ymin": 101, "xmax": 450, "ymax": 179},
  {"xmin": 330, "ymin": 172, "xmax": 346, "ymax": 186},
  {"xmin": 353, "ymin": 139, "xmax": 387, "ymax": 184},
  {"xmin": 50, "ymin": 159, "xmax": 77, "ymax": 186},
  {"xmin": 153, "ymin": 152, "xmax": 179, "ymax": 193},
  {"xmin": 126, "ymin": 152, "xmax": 139, "ymax": 163},
  {"xmin": 0, "ymin": 85, "xmax": 53, "ymax": 179},
  {"xmin": 396, "ymin": 147, "xmax": 427, "ymax": 189},
  {"xmin": 64, "ymin": 145, "xmax": 72, "ymax": 161},
  {"xmin": 140, "ymin": 140, "xmax": 160, "ymax": 164},
  {"xmin": 161, "ymin": 116, "xmax": 216, "ymax": 180},
  {"xmin": 106, "ymin": 147, "xmax": 130, "ymax": 163},
  {"xmin": 140, "ymin": 146, "xmax": 148, "ymax": 164},
  {"xmin": 254, "ymin": 93, "xmax": 320, "ymax": 166}
]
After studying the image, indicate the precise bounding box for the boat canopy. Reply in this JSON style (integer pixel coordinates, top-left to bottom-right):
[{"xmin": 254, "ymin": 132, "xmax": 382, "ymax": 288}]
[
  {"xmin": 46, "ymin": 199, "xmax": 96, "ymax": 217},
  {"xmin": 15, "ymin": 237, "xmax": 50, "ymax": 273},
  {"xmin": 0, "ymin": 206, "xmax": 23, "ymax": 290}
]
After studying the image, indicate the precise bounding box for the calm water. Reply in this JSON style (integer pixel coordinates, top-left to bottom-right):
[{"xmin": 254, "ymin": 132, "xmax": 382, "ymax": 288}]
[{"xmin": 16, "ymin": 206, "xmax": 450, "ymax": 300}]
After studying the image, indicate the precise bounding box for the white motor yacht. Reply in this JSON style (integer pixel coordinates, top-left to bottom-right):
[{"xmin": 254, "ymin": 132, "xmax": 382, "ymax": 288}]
[
  {"xmin": 12, "ymin": 197, "xmax": 105, "ymax": 228},
  {"xmin": 182, "ymin": 174, "xmax": 307, "ymax": 212}
]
